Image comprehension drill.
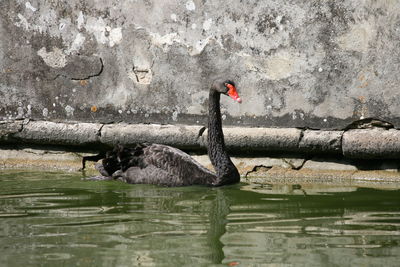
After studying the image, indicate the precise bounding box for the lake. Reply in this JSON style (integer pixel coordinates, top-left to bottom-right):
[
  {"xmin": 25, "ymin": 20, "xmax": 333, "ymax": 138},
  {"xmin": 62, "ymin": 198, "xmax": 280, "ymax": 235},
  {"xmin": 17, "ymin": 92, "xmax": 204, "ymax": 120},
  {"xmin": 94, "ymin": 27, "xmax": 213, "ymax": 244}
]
[{"xmin": 1, "ymin": 170, "xmax": 399, "ymax": 266}]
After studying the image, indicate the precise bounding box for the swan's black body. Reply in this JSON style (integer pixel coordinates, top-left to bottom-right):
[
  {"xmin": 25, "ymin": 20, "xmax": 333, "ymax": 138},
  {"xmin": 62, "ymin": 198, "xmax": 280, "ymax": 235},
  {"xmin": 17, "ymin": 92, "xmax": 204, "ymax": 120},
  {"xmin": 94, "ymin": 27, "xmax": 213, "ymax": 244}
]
[{"xmin": 85, "ymin": 79, "xmax": 241, "ymax": 186}]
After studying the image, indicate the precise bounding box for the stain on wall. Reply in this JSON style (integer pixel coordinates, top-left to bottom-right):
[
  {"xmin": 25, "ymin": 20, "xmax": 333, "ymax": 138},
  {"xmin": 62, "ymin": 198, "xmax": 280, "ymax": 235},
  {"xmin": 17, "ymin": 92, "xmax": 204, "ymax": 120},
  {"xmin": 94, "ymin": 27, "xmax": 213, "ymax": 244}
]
[{"xmin": 1, "ymin": 0, "xmax": 400, "ymax": 129}]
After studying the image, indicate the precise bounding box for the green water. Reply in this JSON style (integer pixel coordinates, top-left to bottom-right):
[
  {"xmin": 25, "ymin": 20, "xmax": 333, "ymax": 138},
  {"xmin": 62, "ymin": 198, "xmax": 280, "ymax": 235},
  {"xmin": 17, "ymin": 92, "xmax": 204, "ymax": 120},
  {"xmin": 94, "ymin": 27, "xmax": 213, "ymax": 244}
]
[{"xmin": 0, "ymin": 171, "xmax": 400, "ymax": 266}]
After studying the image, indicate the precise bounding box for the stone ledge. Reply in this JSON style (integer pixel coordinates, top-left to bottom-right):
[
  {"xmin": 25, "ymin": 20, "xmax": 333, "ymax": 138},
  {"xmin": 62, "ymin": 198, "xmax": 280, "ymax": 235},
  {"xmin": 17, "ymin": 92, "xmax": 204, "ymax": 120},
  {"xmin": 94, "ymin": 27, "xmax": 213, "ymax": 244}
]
[
  {"xmin": 342, "ymin": 128, "xmax": 400, "ymax": 159},
  {"xmin": 298, "ymin": 130, "xmax": 343, "ymax": 154},
  {"xmin": 219, "ymin": 127, "xmax": 302, "ymax": 152},
  {"xmin": 11, "ymin": 121, "xmax": 102, "ymax": 146},
  {"xmin": 101, "ymin": 123, "xmax": 204, "ymax": 149},
  {"xmin": 0, "ymin": 148, "xmax": 97, "ymax": 172},
  {"xmin": 245, "ymin": 166, "xmax": 400, "ymax": 190},
  {"xmin": 1, "ymin": 120, "xmax": 400, "ymax": 159},
  {"xmin": 1, "ymin": 147, "xmax": 399, "ymax": 188}
]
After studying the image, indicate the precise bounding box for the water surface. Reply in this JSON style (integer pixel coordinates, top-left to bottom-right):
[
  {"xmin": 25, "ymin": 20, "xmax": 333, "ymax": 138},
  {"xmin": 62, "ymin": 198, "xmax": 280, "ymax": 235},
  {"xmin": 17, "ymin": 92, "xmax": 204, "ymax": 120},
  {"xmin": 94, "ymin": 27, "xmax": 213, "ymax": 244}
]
[{"xmin": 1, "ymin": 171, "xmax": 400, "ymax": 266}]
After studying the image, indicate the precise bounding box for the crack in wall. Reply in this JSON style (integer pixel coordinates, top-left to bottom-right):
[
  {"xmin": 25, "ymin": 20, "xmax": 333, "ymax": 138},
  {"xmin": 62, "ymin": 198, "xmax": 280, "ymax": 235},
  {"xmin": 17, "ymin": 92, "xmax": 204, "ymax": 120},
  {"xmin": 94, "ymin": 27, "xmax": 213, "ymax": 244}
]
[
  {"xmin": 70, "ymin": 57, "xmax": 104, "ymax": 81},
  {"xmin": 132, "ymin": 65, "xmax": 152, "ymax": 84},
  {"xmin": 97, "ymin": 124, "xmax": 105, "ymax": 138},
  {"xmin": 298, "ymin": 128, "xmax": 305, "ymax": 146},
  {"xmin": 282, "ymin": 158, "xmax": 307, "ymax": 170},
  {"xmin": 339, "ymin": 130, "xmax": 345, "ymax": 157},
  {"xmin": 198, "ymin": 126, "xmax": 206, "ymax": 137},
  {"xmin": 245, "ymin": 165, "xmax": 272, "ymax": 178},
  {"xmin": 0, "ymin": 120, "xmax": 25, "ymax": 141},
  {"xmin": 344, "ymin": 118, "xmax": 394, "ymax": 130},
  {"xmin": 49, "ymin": 57, "xmax": 104, "ymax": 81}
]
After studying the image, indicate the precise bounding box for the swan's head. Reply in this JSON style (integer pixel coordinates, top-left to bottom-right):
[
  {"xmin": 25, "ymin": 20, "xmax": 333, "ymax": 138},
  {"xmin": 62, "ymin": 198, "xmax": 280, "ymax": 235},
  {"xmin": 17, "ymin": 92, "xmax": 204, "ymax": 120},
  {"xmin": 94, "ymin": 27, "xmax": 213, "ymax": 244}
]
[{"xmin": 213, "ymin": 79, "xmax": 242, "ymax": 103}]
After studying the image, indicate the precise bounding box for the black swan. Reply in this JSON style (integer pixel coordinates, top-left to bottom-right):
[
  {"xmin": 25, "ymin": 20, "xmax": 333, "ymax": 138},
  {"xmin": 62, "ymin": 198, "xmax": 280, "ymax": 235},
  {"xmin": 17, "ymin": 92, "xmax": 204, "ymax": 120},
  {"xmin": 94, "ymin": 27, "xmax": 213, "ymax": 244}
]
[{"xmin": 84, "ymin": 79, "xmax": 242, "ymax": 186}]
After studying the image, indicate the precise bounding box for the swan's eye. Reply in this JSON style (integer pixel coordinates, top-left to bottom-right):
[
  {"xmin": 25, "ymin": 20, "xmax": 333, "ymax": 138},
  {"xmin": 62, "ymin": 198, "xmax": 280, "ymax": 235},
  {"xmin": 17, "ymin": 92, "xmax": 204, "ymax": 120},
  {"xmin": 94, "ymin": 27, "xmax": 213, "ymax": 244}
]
[{"xmin": 224, "ymin": 83, "xmax": 233, "ymax": 91}]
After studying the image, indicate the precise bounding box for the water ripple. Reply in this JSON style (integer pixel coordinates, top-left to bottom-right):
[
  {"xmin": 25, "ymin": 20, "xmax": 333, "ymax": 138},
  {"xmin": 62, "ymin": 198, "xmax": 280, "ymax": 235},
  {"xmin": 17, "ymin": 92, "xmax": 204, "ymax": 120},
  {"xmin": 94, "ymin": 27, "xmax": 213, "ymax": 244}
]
[{"xmin": 1, "ymin": 171, "xmax": 400, "ymax": 266}]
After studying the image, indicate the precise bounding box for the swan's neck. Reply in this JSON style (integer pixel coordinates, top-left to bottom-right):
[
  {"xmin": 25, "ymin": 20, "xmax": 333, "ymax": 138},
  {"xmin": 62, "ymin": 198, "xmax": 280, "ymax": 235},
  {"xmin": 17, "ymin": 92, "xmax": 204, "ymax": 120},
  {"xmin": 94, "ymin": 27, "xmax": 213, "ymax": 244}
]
[{"xmin": 207, "ymin": 90, "xmax": 240, "ymax": 186}]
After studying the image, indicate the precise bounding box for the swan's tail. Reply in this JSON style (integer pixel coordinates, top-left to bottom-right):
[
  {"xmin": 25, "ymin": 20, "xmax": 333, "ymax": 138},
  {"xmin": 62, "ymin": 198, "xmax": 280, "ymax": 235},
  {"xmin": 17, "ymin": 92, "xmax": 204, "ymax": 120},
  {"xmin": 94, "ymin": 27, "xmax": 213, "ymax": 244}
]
[{"xmin": 81, "ymin": 144, "xmax": 147, "ymax": 176}]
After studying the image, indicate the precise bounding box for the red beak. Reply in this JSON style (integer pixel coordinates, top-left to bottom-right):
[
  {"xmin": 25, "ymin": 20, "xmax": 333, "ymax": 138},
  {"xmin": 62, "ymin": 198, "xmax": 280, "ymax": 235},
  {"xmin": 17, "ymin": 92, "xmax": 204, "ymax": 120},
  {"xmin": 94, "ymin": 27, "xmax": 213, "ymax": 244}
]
[{"xmin": 226, "ymin": 84, "xmax": 242, "ymax": 103}]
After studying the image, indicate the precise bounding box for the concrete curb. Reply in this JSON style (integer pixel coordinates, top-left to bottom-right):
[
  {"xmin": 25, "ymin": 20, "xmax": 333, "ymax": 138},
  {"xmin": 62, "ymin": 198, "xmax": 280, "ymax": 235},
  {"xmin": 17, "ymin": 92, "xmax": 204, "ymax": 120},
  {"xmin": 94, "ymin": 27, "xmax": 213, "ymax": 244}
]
[
  {"xmin": 299, "ymin": 130, "xmax": 343, "ymax": 154},
  {"xmin": 1, "ymin": 120, "xmax": 400, "ymax": 159},
  {"xmin": 221, "ymin": 127, "xmax": 302, "ymax": 152},
  {"xmin": 342, "ymin": 128, "xmax": 400, "ymax": 159},
  {"xmin": 101, "ymin": 123, "xmax": 204, "ymax": 149},
  {"xmin": 12, "ymin": 121, "xmax": 102, "ymax": 146}
]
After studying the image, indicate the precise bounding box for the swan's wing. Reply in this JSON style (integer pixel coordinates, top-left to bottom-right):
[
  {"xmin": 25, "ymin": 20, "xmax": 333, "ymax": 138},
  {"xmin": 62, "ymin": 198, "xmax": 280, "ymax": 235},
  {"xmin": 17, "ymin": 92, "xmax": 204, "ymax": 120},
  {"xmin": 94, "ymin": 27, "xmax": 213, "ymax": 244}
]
[
  {"xmin": 99, "ymin": 143, "xmax": 216, "ymax": 186},
  {"xmin": 117, "ymin": 165, "xmax": 180, "ymax": 186},
  {"xmin": 114, "ymin": 144, "xmax": 215, "ymax": 186},
  {"xmin": 143, "ymin": 144, "xmax": 207, "ymax": 173}
]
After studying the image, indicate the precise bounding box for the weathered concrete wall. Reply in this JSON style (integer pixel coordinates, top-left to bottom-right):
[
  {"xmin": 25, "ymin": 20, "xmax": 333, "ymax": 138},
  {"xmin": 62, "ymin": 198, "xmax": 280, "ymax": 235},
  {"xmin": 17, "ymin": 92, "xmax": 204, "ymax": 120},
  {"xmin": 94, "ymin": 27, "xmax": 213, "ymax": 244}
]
[{"xmin": 1, "ymin": 1, "xmax": 400, "ymax": 129}]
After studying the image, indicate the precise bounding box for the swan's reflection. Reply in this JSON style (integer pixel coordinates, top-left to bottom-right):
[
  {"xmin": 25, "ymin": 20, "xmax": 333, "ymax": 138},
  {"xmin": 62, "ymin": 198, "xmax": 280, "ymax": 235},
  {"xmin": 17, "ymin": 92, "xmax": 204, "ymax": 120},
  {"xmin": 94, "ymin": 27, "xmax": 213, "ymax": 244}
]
[
  {"xmin": 205, "ymin": 184, "xmax": 400, "ymax": 265},
  {"xmin": 207, "ymin": 189, "xmax": 230, "ymax": 264}
]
